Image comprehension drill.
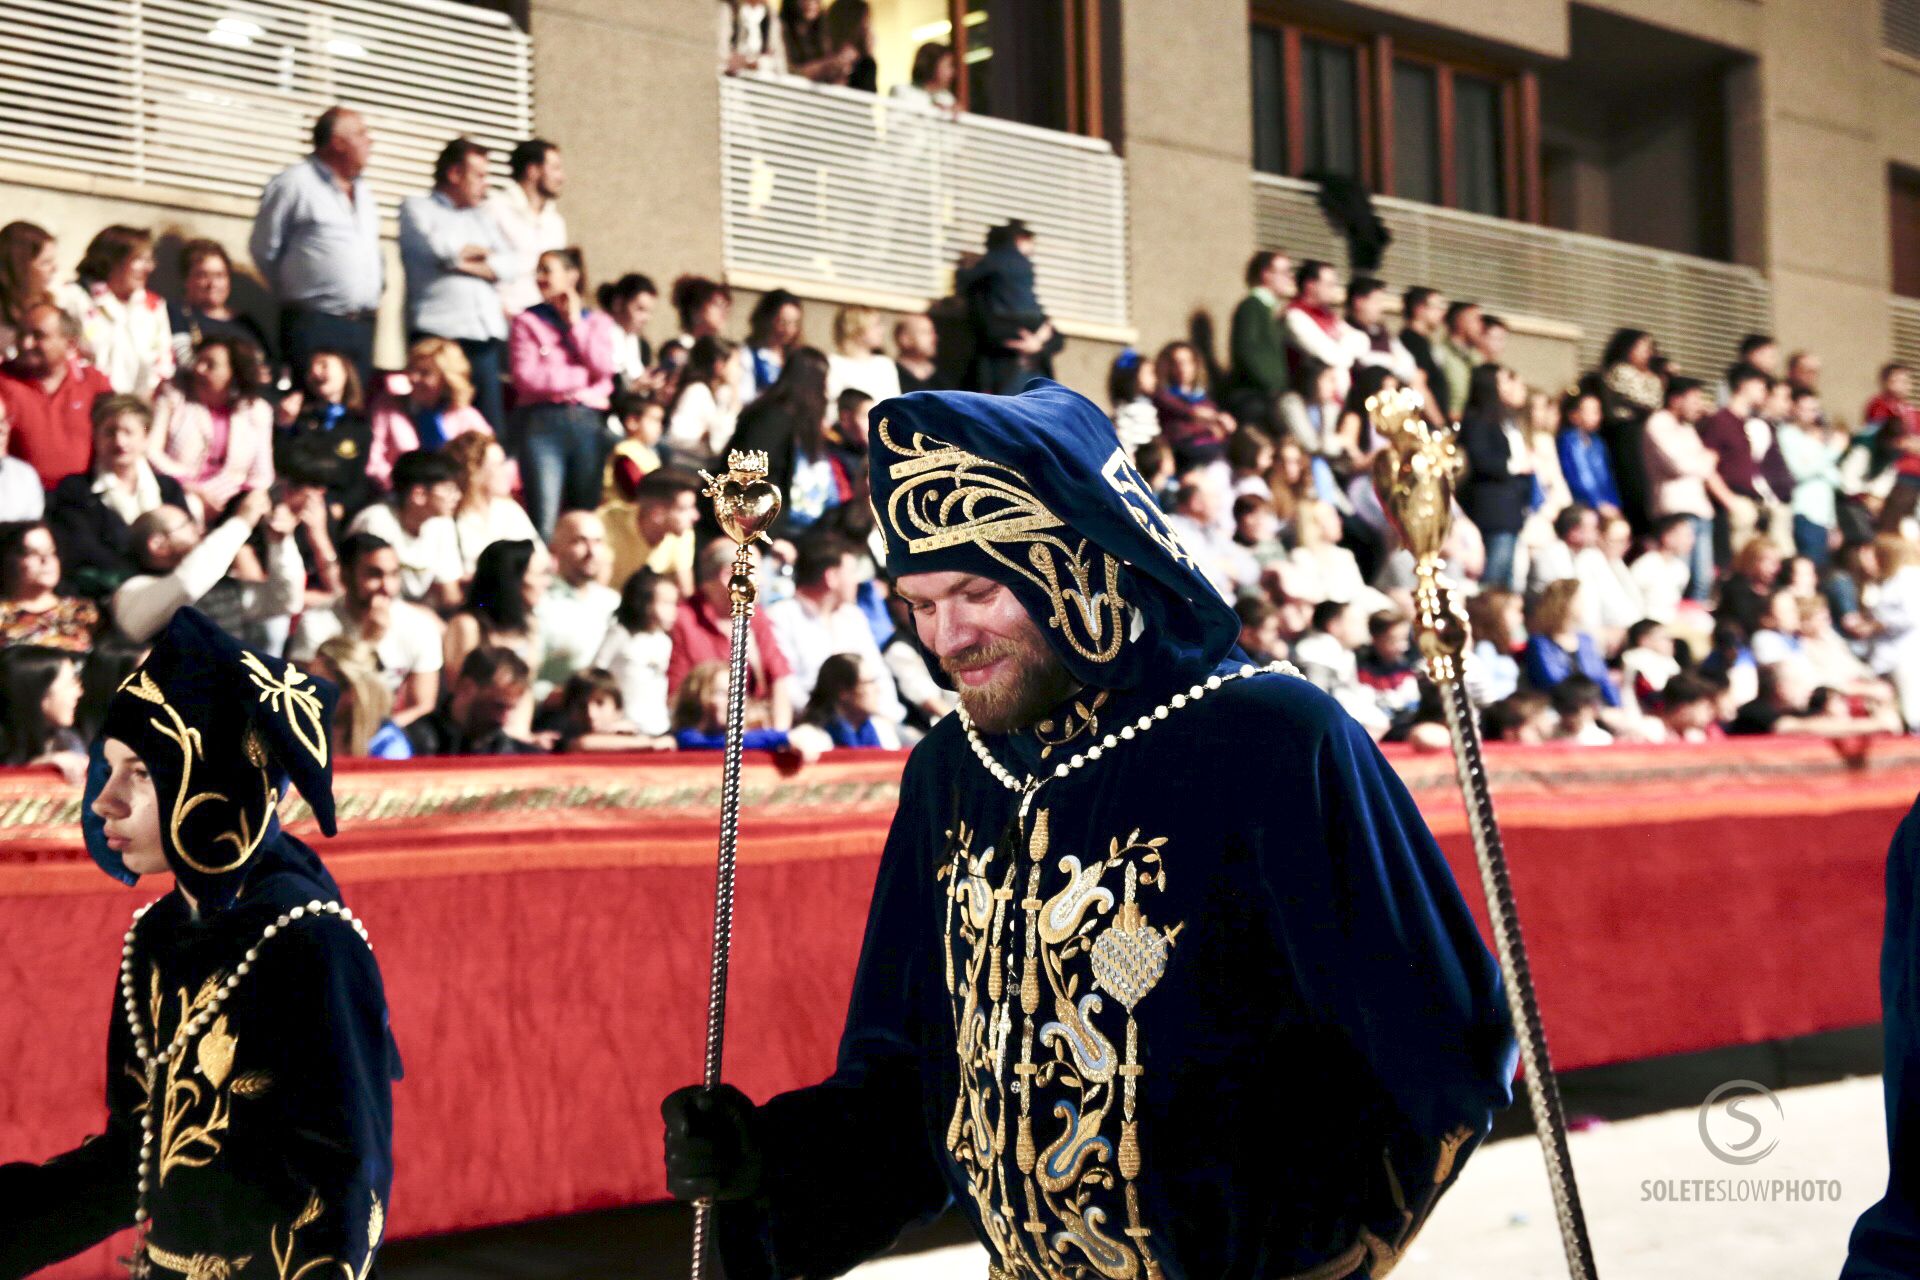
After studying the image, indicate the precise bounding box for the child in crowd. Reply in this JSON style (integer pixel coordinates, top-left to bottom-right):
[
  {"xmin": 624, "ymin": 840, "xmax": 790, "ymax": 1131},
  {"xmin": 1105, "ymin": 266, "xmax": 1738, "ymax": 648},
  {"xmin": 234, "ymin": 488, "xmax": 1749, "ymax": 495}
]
[
  {"xmin": 1749, "ymin": 587, "xmax": 1805, "ymax": 667},
  {"xmin": 1231, "ymin": 495, "xmax": 1288, "ymax": 575},
  {"xmin": 603, "ymin": 389, "xmax": 666, "ymax": 505},
  {"xmin": 801, "ymin": 652, "xmax": 900, "ymax": 749},
  {"xmin": 1618, "ymin": 619, "xmax": 1681, "ymax": 715},
  {"xmin": 1235, "ymin": 596, "xmax": 1286, "ymax": 665},
  {"xmin": 552, "ymin": 667, "xmax": 673, "ymax": 752},
  {"xmin": 1356, "ymin": 610, "xmax": 1422, "ymax": 738},
  {"xmin": 1108, "ymin": 348, "xmax": 1161, "ymax": 450},
  {"xmin": 592, "ymin": 568, "xmax": 680, "ymax": 739},
  {"xmin": 1551, "ymin": 674, "xmax": 1614, "ymax": 746},
  {"xmin": 672, "ymin": 660, "xmax": 827, "ymax": 757},
  {"xmin": 1482, "ymin": 691, "xmax": 1557, "ymax": 744},
  {"xmin": 1657, "ymin": 671, "xmax": 1727, "ymax": 743}
]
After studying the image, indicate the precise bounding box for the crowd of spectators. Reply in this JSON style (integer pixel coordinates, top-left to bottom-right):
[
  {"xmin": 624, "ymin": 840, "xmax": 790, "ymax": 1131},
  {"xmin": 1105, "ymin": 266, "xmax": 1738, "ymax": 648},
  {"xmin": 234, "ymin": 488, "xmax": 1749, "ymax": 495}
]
[
  {"xmin": 1158, "ymin": 250, "xmax": 1919, "ymax": 748},
  {"xmin": 1, "ymin": 87, "xmax": 1917, "ymax": 771}
]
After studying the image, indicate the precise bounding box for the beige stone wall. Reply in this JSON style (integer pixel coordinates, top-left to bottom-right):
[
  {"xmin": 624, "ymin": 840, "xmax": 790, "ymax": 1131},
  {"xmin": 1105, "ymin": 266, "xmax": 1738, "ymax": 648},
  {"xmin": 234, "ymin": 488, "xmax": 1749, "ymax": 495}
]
[
  {"xmin": 528, "ymin": 0, "xmax": 723, "ymax": 303},
  {"xmin": 1116, "ymin": 0, "xmax": 1256, "ymax": 377}
]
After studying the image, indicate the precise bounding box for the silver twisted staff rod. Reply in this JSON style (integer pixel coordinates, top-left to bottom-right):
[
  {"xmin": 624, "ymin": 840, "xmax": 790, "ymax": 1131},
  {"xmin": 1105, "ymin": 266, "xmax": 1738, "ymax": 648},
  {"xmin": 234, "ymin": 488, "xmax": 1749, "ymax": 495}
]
[
  {"xmin": 1369, "ymin": 390, "xmax": 1597, "ymax": 1280},
  {"xmin": 690, "ymin": 451, "xmax": 783, "ymax": 1280}
]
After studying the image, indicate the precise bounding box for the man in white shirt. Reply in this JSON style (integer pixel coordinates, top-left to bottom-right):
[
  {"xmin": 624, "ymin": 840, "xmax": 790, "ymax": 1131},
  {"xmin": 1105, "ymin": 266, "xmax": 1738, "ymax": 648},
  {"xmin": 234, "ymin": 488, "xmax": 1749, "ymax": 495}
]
[
  {"xmin": 1282, "ymin": 259, "xmax": 1357, "ymax": 397},
  {"xmin": 288, "ymin": 532, "xmax": 445, "ymax": 725},
  {"xmin": 489, "ymin": 139, "xmax": 568, "ymax": 315},
  {"xmin": 112, "ymin": 492, "xmax": 302, "ymax": 646},
  {"xmin": 1165, "ymin": 477, "xmax": 1257, "ymax": 598},
  {"xmin": 346, "ymin": 449, "xmax": 464, "ymax": 608},
  {"xmin": 764, "ymin": 532, "xmax": 905, "ymax": 723},
  {"xmin": 534, "ymin": 510, "xmax": 620, "ymax": 698},
  {"xmin": 1290, "ymin": 598, "xmax": 1391, "ymax": 739}
]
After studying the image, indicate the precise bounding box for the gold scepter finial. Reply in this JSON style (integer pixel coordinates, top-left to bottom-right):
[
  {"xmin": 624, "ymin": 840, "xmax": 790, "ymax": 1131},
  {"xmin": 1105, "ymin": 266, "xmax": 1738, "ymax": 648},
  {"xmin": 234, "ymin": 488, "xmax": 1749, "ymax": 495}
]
[
  {"xmin": 701, "ymin": 449, "xmax": 782, "ymax": 611},
  {"xmin": 1368, "ymin": 388, "xmax": 1469, "ymax": 682}
]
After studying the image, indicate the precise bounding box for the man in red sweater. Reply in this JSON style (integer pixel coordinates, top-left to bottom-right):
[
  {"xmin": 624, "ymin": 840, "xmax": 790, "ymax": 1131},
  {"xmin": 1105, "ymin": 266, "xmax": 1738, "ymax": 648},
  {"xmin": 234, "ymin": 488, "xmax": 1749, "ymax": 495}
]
[{"xmin": 0, "ymin": 301, "xmax": 114, "ymax": 487}]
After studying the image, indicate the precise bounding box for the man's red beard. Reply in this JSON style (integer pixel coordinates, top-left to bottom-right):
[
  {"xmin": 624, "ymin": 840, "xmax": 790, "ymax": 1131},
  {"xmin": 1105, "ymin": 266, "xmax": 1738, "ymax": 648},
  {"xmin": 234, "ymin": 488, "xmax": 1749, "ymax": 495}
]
[{"xmin": 940, "ymin": 622, "xmax": 1078, "ymax": 734}]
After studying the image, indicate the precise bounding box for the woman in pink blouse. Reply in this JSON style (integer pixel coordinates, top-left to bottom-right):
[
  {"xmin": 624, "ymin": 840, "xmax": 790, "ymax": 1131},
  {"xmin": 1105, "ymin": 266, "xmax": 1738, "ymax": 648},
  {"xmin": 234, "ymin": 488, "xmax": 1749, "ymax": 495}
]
[
  {"xmin": 509, "ymin": 247, "xmax": 619, "ymax": 541},
  {"xmin": 148, "ymin": 335, "xmax": 273, "ymax": 518},
  {"xmin": 368, "ymin": 336, "xmax": 496, "ymax": 489}
]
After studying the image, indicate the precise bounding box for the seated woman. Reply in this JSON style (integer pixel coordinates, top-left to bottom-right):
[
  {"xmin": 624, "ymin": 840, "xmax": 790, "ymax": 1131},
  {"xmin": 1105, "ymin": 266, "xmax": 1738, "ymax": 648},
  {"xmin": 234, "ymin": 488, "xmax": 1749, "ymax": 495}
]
[
  {"xmin": 730, "ymin": 347, "xmax": 852, "ymax": 537},
  {"xmin": 592, "ymin": 567, "xmax": 679, "ymax": 738},
  {"xmin": 1151, "ymin": 340, "xmax": 1235, "ymax": 466},
  {"xmin": 0, "ymin": 644, "xmax": 87, "ymax": 782},
  {"xmin": 1465, "ymin": 589, "xmax": 1526, "ymax": 707},
  {"xmin": 149, "ymin": 336, "xmax": 274, "ymax": 519},
  {"xmin": 673, "ymin": 659, "xmax": 828, "ymax": 756},
  {"xmin": 444, "ymin": 538, "xmax": 550, "ymax": 689},
  {"xmin": 1521, "ymin": 578, "xmax": 1622, "ymax": 708},
  {"xmin": 0, "ymin": 521, "xmax": 100, "ymax": 651},
  {"xmin": 801, "ymin": 651, "xmax": 901, "ymax": 749},
  {"xmin": 165, "ymin": 238, "xmax": 272, "ymax": 372},
  {"xmin": 368, "ymin": 338, "xmax": 495, "ymax": 490},
  {"xmin": 444, "ymin": 431, "xmax": 540, "ymax": 579},
  {"xmin": 308, "ymin": 636, "xmax": 413, "ymax": 760}
]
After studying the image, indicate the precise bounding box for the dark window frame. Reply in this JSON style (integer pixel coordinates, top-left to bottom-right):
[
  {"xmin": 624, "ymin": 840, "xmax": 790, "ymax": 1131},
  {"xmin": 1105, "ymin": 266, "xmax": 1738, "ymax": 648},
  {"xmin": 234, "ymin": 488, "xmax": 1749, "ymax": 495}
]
[
  {"xmin": 1249, "ymin": 12, "xmax": 1542, "ymax": 223},
  {"xmin": 949, "ymin": 0, "xmax": 1108, "ymax": 139}
]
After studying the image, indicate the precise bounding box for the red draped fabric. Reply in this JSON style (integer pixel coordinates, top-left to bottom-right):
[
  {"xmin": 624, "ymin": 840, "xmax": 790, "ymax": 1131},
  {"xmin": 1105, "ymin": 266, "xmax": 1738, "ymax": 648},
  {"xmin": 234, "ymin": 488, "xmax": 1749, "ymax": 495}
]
[{"xmin": 2, "ymin": 737, "xmax": 1911, "ymax": 1276}]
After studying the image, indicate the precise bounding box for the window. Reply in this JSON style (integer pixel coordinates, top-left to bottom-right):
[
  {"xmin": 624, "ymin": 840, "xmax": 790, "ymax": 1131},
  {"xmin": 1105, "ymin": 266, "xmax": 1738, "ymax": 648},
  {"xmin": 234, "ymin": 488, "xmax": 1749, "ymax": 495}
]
[
  {"xmin": 1300, "ymin": 38, "xmax": 1362, "ymax": 177},
  {"xmin": 1893, "ymin": 168, "xmax": 1920, "ymax": 298},
  {"xmin": 1392, "ymin": 61, "xmax": 1439, "ymax": 205},
  {"xmin": 1248, "ymin": 14, "xmax": 1539, "ymax": 221},
  {"xmin": 1453, "ymin": 74, "xmax": 1504, "ymax": 215}
]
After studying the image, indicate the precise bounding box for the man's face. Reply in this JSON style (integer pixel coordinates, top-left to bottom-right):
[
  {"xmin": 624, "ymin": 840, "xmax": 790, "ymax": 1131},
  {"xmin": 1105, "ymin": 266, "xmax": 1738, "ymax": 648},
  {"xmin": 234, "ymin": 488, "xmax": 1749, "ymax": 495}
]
[
  {"xmin": 1748, "ymin": 344, "xmax": 1779, "ymax": 376},
  {"xmin": 1262, "ymin": 256, "xmax": 1294, "ymax": 298},
  {"xmin": 1480, "ymin": 324, "xmax": 1508, "ymax": 360},
  {"xmin": 1416, "ymin": 293, "xmax": 1447, "ymax": 328},
  {"xmin": 1889, "ymin": 369, "xmax": 1913, "ymax": 402},
  {"xmin": 1350, "ymin": 288, "xmax": 1384, "ymax": 328},
  {"xmin": 184, "ymin": 253, "xmax": 230, "ymax": 312},
  {"xmin": 348, "ymin": 548, "xmax": 401, "ymax": 616},
  {"xmin": 1792, "ymin": 393, "xmax": 1823, "ymax": 428},
  {"xmin": 839, "ymin": 399, "xmax": 873, "ymax": 445},
  {"xmin": 324, "ymin": 110, "xmax": 373, "ymax": 178},
  {"xmin": 143, "ymin": 508, "xmax": 199, "ymax": 572},
  {"xmin": 533, "ymin": 148, "xmax": 566, "ymax": 199},
  {"xmin": 1373, "ymin": 622, "xmax": 1412, "ymax": 664},
  {"xmin": 461, "ymin": 673, "xmax": 525, "ymax": 734},
  {"xmin": 94, "ymin": 738, "xmax": 168, "ymax": 876},
  {"xmin": 1675, "ymin": 389, "xmax": 1706, "ymax": 423},
  {"xmin": 95, "ymin": 410, "xmax": 148, "ymax": 473},
  {"xmin": 820, "ymin": 554, "xmax": 859, "ymax": 608},
  {"xmin": 1452, "ymin": 306, "xmax": 1484, "ymax": 342},
  {"xmin": 553, "ymin": 513, "xmax": 609, "ymax": 587},
  {"xmin": 1304, "ymin": 267, "xmax": 1340, "ymax": 307},
  {"xmin": 897, "ymin": 315, "xmax": 935, "ymax": 358},
  {"xmin": 14, "ymin": 305, "xmax": 68, "ymax": 376},
  {"xmin": 1790, "ymin": 354, "xmax": 1821, "ymax": 388},
  {"xmin": 446, "ymin": 153, "xmax": 491, "ymax": 208},
  {"xmin": 1566, "ymin": 512, "xmax": 1600, "ymax": 551},
  {"xmin": 896, "ymin": 570, "xmax": 1076, "ymax": 734}
]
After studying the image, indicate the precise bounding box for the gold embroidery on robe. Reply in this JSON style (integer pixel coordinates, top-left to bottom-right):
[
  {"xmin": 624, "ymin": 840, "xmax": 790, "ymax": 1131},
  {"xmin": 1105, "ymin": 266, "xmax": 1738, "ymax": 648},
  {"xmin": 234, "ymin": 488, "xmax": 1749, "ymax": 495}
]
[
  {"xmin": 944, "ymin": 814, "xmax": 1178, "ymax": 1280},
  {"xmin": 1033, "ymin": 693, "xmax": 1110, "ymax": 761},
  {"xmin": 116, "ymin": 670, "xmax": 274, "ymax": 875},
  {"xmin": 270, "ymin": 1191, "xmax": 384, "ymax": 1280}
]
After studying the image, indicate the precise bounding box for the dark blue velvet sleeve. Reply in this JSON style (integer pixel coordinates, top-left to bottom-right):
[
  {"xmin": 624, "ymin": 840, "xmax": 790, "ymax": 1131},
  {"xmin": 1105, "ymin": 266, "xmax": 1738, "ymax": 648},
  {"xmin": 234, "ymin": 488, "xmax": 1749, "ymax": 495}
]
[
  {"xmin": 1842, "ymin": 797, "xmax": 1920, "ymax": 1279},
  {"xmin": 715, "ymin": 750, "xmax": 955, "ymax": 1280},
  {"xmin": 1273, "ymin": 695, "xmax": 1518, "ymax": 1251}
]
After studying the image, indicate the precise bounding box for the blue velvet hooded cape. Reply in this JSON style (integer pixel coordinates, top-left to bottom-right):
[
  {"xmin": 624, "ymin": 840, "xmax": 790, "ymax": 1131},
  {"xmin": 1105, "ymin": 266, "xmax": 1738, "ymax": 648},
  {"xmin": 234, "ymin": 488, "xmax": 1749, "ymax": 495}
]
[
  {"xmin": 0, "ymin": 609, "xmax": 399, "ymax": 1279},
  {"xmin": 714, "ymin": 382, "xmax": 1516, "ymax": 1280}
]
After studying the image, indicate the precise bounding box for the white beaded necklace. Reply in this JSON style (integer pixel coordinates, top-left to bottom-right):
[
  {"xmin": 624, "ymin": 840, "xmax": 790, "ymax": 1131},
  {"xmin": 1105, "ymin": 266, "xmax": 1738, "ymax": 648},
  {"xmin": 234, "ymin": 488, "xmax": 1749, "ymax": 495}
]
[
  {"xmin": 959, "ymin": 660, "xmax": 1298, "ymax": 809},
  {"xmin": 120, "ymin": 897, "xmax": 374, "ymax": 1236}
]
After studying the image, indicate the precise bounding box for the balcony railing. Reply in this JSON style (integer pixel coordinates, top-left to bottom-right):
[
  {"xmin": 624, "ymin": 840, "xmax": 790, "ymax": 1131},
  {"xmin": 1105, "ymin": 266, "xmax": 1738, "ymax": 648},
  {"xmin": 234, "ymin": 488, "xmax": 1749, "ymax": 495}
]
[
  {"xmin": 0, "ymin": 0, "xmax": 532, "ymax": 213},
  {"xmin": 1892, "ymin": 296, "xmax": 1920, "ymax": 375},
  {"xmin": 1254, "ymin": 173, "xmax": 1773, "ymax": 381},
  {"xmin": 720, "ymin": 72, "xmax": 1131, "ymax": 337}
]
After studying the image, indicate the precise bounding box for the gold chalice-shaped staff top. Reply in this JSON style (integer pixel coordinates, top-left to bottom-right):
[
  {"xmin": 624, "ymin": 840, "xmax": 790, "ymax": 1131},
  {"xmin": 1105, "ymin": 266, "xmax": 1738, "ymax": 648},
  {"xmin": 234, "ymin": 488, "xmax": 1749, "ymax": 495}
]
[{"xmin": 1367, "ymin": 387, "xmax": 1469, "ymax": 681}]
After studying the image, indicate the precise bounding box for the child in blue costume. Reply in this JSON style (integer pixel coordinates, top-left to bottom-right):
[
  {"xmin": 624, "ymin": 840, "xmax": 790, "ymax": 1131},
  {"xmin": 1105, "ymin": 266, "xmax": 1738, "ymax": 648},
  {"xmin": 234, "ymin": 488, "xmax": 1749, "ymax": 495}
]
[{"xmin": 0, "ymin": 608, "xmax": 400, "ymax": 1279}]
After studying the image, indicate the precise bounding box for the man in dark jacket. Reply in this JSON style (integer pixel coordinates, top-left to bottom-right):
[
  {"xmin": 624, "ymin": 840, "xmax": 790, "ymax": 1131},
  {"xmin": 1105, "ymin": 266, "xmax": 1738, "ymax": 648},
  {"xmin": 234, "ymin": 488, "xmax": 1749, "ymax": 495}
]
[
  {"xmin": 403, "ymin": 645, "xmax": 547, "ymax": 756},
  {"xmin": 957, "ymin": 220, "xmax": 1061, "ymax": 395},
  {"xmin": 1221, "ymin": 249, "xmax": 1294, "ymax": 429},
  {"xmin": 1697, "ymin": 363, "xmax": 1794, "ymax": 563}
]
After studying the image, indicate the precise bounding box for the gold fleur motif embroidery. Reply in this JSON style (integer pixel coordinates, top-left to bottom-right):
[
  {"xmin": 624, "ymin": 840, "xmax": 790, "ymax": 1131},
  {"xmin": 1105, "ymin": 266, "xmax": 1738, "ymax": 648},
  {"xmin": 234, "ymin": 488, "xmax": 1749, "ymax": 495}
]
[
  {"xmin": 876, "ymin": 418, "xmax": 1127, "ymax": 665},
  {"xmin": 240, "ymin": 651, "xmax": 329, "ymax": 769},
  {"xmin": 270, "ymin": 1190, "xmax": 385, "ymax": 1280}
]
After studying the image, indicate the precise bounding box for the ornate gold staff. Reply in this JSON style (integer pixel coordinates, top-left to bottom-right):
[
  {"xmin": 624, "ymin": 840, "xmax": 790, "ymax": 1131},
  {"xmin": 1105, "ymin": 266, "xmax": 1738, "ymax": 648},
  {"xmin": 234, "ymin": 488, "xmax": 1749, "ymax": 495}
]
[
  {"xmin": 1368, "ymin": 389, "xmax": 1598, "ymax": 1280},
  {"xmin": 689, "ymin": 450, "xmax": 782, "ymax": 1280}
]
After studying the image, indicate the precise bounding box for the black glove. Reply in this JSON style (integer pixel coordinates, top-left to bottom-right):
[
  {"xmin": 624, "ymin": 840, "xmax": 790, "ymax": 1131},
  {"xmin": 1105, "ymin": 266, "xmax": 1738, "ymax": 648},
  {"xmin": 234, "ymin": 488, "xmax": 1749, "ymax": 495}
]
[{"xmin": 662, "ymin": 1083, "xmax": 763, "ymax": 1202}]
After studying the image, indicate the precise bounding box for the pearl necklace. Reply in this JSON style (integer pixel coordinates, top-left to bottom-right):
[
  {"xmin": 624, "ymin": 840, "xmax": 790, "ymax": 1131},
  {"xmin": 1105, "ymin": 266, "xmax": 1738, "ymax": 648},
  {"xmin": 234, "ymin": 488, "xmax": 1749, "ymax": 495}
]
[
  {"xmin": 959, "ymin": 660, "xmax": 1298, "ymax": 803},
  {"xmin": 120, "ymin": 897, "xmax": 374, "ymax": 1235}
]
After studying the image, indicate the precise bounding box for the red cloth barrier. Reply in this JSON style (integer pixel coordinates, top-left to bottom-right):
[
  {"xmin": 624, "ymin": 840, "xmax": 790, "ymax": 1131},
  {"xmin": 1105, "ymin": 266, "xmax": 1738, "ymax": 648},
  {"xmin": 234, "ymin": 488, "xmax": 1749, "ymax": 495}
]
[{"xmin": 2, "ymin": 737, "xmax": 1912, "ymax": 1276}]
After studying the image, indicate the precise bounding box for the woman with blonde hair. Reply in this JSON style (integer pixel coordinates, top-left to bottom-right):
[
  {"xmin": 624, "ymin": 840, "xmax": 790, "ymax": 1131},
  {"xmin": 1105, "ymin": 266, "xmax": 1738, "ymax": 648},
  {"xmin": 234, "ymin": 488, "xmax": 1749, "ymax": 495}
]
[
  {"xmin": 826, "ymin": 304, "xmax": 901, "ymax": 410},
  {"xmin": 1521, "ymin": 579, "xmax": 1621, "ymax": 707},
  {"xmin": 309, "ymin": 636, "xmax": 413, "ymax": 759},
  {"xmin": 368, "ymin": 337, "xmax": 495, "ymax": 489},
  {"xmin": 1285, "ymin": 497, "xmax": 1367, "ymax": 606},
  {"xmin": 444, "ymin": 429, "xmax": 539, "ymax": 577}
]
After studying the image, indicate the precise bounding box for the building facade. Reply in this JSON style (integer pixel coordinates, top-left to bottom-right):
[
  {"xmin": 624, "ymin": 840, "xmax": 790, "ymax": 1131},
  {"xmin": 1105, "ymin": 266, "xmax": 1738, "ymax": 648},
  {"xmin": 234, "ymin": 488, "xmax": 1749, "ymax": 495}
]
[{"xmin": 4, "ymin": 0, "xmax": 1918, "ymax": 413}]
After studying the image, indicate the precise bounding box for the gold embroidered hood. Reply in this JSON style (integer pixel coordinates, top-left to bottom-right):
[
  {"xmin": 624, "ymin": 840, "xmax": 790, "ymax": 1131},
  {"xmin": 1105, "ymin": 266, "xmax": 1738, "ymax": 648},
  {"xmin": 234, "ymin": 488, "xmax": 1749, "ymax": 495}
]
[
  {"xmin": 867, "ymin": 380, "xmax": 1242, "ymax": 690},
  {"xmin": 89, "ymin": 608, "xmax": 340, "ymax": 910}
]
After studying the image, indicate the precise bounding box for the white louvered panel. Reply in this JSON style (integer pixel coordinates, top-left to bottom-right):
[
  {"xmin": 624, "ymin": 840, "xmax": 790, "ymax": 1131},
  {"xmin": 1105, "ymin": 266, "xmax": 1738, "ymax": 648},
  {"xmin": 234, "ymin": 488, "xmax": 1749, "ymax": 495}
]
[
  {"xmin": 721, "ymin": 72, "xmax": 1129, "ymax": 331},
  {"xmin": 0, "ymin": 0, "xmax": 530, "ymax": 212},
  {"xmin": 1892, "ymin": 297, "xmax": 1920, "ymax": 374},
  {"xmin": 1889, "ymin": 0, "xmax": 1920, "ymax": 60},
  {"xmin": 1254, "ymin": 174, "xmax": 1772, "ymax": 383}
]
